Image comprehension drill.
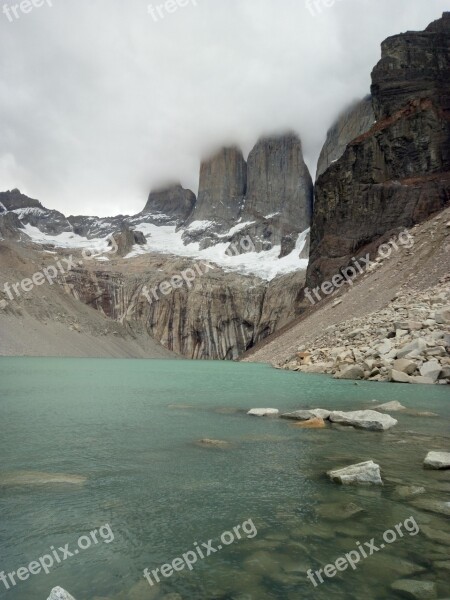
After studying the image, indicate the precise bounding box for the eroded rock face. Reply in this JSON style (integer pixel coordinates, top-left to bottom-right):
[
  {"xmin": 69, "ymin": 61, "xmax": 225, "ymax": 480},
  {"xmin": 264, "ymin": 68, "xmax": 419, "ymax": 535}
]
[
  {"xmin": 316, "ymin": 96, "xmax": 375, "ymax": 178},
  {"xmin": 62, "ymin": 258, "xmax": 305, "ymax": 360},
  {"xmin": 144, "ymin": 183, "xmax": 196, "ymax": 225},
  {"xmin": 307, "ymin": 13, "xmax": 450, "ymax": 290}
]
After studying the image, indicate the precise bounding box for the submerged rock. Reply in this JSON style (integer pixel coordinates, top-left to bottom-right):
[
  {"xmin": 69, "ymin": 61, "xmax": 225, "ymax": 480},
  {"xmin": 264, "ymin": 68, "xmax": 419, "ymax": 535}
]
[
  {"xmin": 424, "ymin": 451, "xmax": 450, "ymax": 469},
  {"xmin": 393, "ymin": 485, "xmax": 426, "ymax": 499},
  {"xmin": 293, "ymin": 417, "xmax": 326, "ymax": 429},
  {"xmin": 390, "ymin": 579, "xmax": 437, "ymax": 600},
  {"xmin": 375, "ymin": 401, "xmax": 406, "ymax": 412},
  {"xmin": 47, "ymin": 588, "xmax": 76, "ymax": 600},
  {"xmin": 0, "ymin": 471, "xmax": 87, "ymax": 486},
  {"xmin": 329, "ymin": 410, "xmax": 398, "ymax": 431},
  {"xmin": 281, "ymin": 408, "xmax": 330, "ymax": 420},
  {"xmin": 420, "ymin": 525, "xmax": 450, "ymax": 546},
  {"xmin": 316, "ymin": 501, "xmax": 364, "ymax": 520},
  {"xmin": 197, "ymin": 438, "xmax": 230, "ymax": 448},
  {"xmin": 409, "ymin": 498, "xmax": 450, "ymax": 517},
  {"xmin": 247, "ymin": 408, "xmax": 279, "ymax": 417},
  {"xmin": 327, "ymin": 461, "xmax": 383, "ymax": 485}
]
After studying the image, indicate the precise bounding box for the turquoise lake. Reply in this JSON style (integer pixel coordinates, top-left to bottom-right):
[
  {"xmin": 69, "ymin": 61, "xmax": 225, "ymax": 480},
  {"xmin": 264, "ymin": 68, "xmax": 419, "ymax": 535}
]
[{"xmin": 0, "ymin": 358, "xmax": 449, "ymax": 600}]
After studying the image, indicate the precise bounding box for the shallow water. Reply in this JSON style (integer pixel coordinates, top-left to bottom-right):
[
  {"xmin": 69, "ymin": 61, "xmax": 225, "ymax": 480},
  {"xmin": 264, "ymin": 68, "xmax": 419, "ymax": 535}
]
[{"xmin": 0, "ymin": 358, "xmax": 449, "ymax": 600}]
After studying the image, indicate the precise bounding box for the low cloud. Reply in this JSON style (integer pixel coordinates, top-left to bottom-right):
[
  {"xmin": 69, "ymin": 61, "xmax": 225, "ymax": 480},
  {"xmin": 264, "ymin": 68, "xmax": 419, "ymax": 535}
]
[{"xmin": 0, "ymin": 0, "xmax": 447, "ymax": 216}]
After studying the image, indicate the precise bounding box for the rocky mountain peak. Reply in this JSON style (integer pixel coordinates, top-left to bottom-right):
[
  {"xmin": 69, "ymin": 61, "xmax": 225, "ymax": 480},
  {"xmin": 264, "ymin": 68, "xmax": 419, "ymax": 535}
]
[
  {"xmin": 371, "ymin": 11, "xmax": 450, "ymax": 119},
  {"xmin": 143, "ymin": 183, "xmax": 196, "ymax": 225},
  {"xmin": 0, "ymin": 189, "xmax": 43, "ymax": 212},
  {"xmin": 184, "ymin": 146, "xmax": 247, "ymax": 230}
]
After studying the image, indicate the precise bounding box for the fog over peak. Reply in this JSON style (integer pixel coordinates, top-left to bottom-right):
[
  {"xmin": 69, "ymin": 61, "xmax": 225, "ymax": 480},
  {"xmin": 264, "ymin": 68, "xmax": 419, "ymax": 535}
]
[{"xmin": 0, "ymin": 0, "xmax": 447, "ymax": 217}]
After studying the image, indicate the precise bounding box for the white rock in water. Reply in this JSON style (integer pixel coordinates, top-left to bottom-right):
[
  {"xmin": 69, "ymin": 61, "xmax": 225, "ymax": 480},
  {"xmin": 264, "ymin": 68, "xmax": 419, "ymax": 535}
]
[
  {"xmin": 327, "ymin": 461, "xmax": 382, "ymax": 485},
  {"xmin": 247, "ymin": 408, "xmax": 279, "ymax": 417},
  {"xmin": 424, "ymin": 451, "xmax": 450, "ymax": 470},
  {"xmin": 329, "ymin": 410, "xmax": 398, "ymax": 431},
  {"xmin": 47, "ymin": 588, "xmax": 76, "ymax": 600},
  {"xmin": 374, "ymin": 401, "xmax": 406, "ymax": 412}
]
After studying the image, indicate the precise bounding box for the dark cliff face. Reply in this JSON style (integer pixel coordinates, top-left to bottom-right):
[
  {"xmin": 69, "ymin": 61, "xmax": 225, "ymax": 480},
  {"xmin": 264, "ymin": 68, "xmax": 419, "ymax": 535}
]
[
  {"xmin": 144, "ymin": 183, "xmax": 196, "ymax": 225},
  {"xmin": 316, "ymin": 96, "xmax": 375, "ymax": 179},
  {"xmin": 306, "ymin": 12, "xmax": 450, "ymax": 291},
  {"xmin": 371, "ymin": 13, "xmax": 450, "ymax": 119}
]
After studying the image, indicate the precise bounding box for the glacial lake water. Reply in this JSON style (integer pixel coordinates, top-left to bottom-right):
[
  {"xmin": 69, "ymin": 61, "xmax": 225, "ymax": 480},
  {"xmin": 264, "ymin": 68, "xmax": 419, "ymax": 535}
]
[{"xmin": 0, "ymin": 357, "xmax": 449, "ymax": 600}]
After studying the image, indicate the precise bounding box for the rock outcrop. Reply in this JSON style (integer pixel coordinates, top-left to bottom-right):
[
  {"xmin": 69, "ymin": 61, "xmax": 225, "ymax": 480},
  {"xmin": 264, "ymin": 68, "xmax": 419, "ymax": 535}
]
[
  {"xmin": 241, "ymin": 133, "xmax": 313, "ymax": 254},
  {"xmin": 0, "ymin": 189, "xmax": 72, "ymax": 236},
  {"xmin": 0, "ymin": 212, "xmax": 23, "ymax": 240},
  {"xmin": 307, "ymin": 13, "xmax": 450, "ymax": 291},
  {"xmin": 61, "ymin": 255, "xmax": 306, "ymax": 360},
  {"xmin": 182, "ymin": 146, "xmax": 247, "ymax": 245},
  {"xmin": 110, "ymin": 226, "xmax": 147, "ymax": 257},
  {"xmin": 316, "ymin": 96, "xmax": 375, "ymax": 178},
  {"xmin": 143, "ymin": 183, "xmax": 196, "ymax": 225},
  {"xmin": 182, "ymin": 136, "xmax": 313, "ymax": 256}
]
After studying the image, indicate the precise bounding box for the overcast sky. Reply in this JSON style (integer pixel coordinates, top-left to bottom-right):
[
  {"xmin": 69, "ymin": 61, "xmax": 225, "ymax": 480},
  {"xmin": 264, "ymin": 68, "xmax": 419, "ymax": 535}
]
[{"xmin": 0, "ymin": 0, "xmax": 447, "ymax": 217}]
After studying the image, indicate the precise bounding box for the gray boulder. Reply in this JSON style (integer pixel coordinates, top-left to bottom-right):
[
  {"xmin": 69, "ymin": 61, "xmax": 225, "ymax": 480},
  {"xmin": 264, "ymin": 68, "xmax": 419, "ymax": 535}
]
[
  {"xmin": 389, "ymin": 369, "xmax": 411, "ymax": 383},
  {"xmin": 420, "ymin": 360, "xmax": 442, "ymax": 383},
  {"xmin": 327, "ymin": 461, "xmax": 382, "ymax": 485},
  {"xmin": 47, "ymin": 588, "xmax": 76, "ymax": 600},
  {"xmin": 424, "ymin": 451, "xmax": 450, "ymax": 470},
  {"xmin": 393, "ymin": 358, "xmax": 417, "ymax": 375},
  {"xmin": 397, "ymin": 339, "xmax": 427, "ymax": 359},
  {"xmin": 329, "ymin": 410, "xmax": 398, "ymax": 431},
  {"xmin": 334, "ymin": 365, "xmax": 365, "ymax": 380}
]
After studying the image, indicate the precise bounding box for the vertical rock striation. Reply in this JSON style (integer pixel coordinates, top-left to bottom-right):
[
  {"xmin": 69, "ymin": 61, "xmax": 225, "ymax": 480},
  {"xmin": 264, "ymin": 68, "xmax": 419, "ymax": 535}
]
[
  {"xmin": 182, "ymin": 146, "xmax": 247, "ymax": 245},
  {"xmin": 242, "ymin": 133, "xmax": 313, "ymax": 255}
]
